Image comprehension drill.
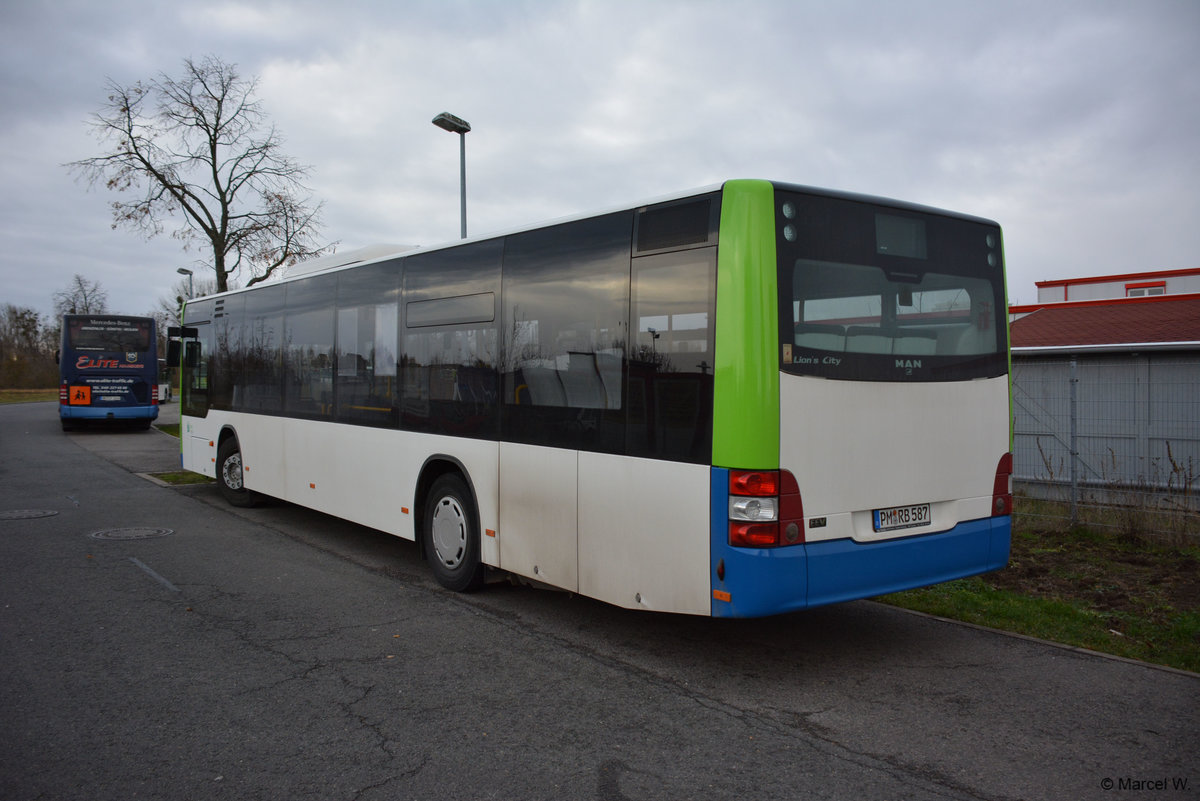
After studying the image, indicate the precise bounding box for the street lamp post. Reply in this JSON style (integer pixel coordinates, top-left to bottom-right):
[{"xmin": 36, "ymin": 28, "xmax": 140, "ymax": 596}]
[
  {"xmin": 432, "ymin": 112, "xmax": 471, "ymax": 239},
  {"xmin": 176, "ymin": 267, "xmax": 193, "ymax": 298}
]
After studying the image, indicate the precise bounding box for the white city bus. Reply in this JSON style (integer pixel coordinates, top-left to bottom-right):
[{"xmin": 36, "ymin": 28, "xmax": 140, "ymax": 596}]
[{"xmin": 172, "ymin": 179, "xmax": 1012, "ymax": 617}]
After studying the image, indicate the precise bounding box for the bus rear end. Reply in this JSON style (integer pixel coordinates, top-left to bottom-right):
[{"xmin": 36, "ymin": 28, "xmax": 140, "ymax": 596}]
[
  {"xmin": 710, "ymin": 181, "xmax": 1011, "ymax": 617},
  {"xmin": 59, "ymin": 315, "xmax": 160, "ymax": 430}
]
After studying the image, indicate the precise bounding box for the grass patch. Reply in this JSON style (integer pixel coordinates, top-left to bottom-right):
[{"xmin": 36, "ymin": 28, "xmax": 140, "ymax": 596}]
[
  {"xmin": 149, "ymin": 470, "xmax": 213, "ymax": 486},
  {"xmin": 155, "ymin": 422, "xmax": 181, "ymax": 438},
  {"xmin": 879, "ymin": 522, "xmax": 1200, "ymax": 673},
  {"xmin": 0, "ymin": 389, "xmax": 57, "ymax": 403}
]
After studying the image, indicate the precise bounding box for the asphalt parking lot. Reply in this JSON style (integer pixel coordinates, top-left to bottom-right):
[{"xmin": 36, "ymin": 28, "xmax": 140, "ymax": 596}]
[{"xmin": 2, "ymin": 399, "xmax": 1197, "ymax": 800}]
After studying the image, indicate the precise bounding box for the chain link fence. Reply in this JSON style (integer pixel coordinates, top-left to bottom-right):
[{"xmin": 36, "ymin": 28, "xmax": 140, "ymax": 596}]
[{"xmin": 1012, "ymin": 352, "xmax": 1200, "ymax": 539}]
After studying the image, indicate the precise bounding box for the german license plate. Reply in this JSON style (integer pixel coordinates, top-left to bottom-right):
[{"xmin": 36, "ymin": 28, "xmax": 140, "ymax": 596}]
[{"xmin": 873, "ymin": 503, "xmax": 931, "ymax": 532}]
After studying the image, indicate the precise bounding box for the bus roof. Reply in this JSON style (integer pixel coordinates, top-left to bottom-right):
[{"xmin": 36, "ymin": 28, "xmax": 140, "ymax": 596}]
[{"xmin": 191, "ymin": 179, "xmax": 999, "ymax": 303}]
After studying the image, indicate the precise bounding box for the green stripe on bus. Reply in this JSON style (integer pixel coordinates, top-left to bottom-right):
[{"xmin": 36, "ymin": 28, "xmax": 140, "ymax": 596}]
[
  {"xmin": 712, "ymin": 179, "xmax": 780, "ymax": 469},
  {"xmin": 1001, "ymin": 231, "xmax": 1015, "ymax": 451}
]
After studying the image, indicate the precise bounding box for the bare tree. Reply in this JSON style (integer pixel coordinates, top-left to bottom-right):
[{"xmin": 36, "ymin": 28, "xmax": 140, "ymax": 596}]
[
  {"xmin": 53, "ymin": 274, "xmax": 109, "ymax": 317},
  {"xmin": 68, "ymin": 55, "xmax": 334, "ymax": 293},
  {"xmin": 0, "ymin": 305, "xmax": 57, "ymax": 388}
]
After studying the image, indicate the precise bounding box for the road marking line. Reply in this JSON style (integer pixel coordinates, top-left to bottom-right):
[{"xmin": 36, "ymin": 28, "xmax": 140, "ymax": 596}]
[{"xmin": 129, "ymin": 557, "xmax": 181, "ymax": 593}]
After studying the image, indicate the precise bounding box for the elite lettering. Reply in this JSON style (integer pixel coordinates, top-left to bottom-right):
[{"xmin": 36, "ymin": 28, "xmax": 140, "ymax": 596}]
[
  {"xmin": 77, "ymin": 356, "xmax": 119, "ymax": 369},
  {"xmin": 75, "ymin": 356, "xmax": 144, "ymax": 369}
]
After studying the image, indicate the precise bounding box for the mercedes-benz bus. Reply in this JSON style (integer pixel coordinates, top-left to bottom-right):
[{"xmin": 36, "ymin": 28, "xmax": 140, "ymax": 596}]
[{"xmin": 59, "ymin": 314, "xmax": 160, "ymax": 431}]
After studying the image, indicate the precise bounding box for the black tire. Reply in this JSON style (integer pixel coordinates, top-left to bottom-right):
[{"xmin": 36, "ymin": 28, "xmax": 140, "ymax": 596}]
[
  {"xmin": 217, "ymin": 437, "xmax": 258, "ymax": 508},
  {"xmin": 422, "ymin": 474, "xmax": 484, "ymax": 592}
]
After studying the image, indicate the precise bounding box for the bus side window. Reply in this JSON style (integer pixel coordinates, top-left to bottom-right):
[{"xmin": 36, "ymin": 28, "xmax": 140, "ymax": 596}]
[
  {"xmin": 500, "ymin": 212, "xmax": 630, "ymax": 452},
  {"xmin": 400, "ymin": 241, "xmax": 501, "ymax": 437},
  {"xmin": 627, "ymin": 248, "xmax": 717, "ymax": 463}
]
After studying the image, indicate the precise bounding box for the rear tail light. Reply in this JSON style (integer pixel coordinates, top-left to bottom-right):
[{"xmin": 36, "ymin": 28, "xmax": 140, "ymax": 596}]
[
  {"xmin": 59, "ymin": 382, "xmax": 69, "ymax": 405},
  {"xmin": 728, "ymin": 469, "xmax": 804, "ymax": 548},
  {"xmin": 730, "ymin": 470, "xmax": 779, "ymax": 497},
  {"xmin": 992, "ymin": 452, "xmax": 1013, "ymax": 516},
  {"xmin": 152, "ymin": 384, "xmax": 159, "ymax": 406}
]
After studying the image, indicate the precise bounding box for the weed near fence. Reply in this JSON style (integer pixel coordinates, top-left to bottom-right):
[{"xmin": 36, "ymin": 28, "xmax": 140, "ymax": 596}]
[{"xmin": 1016, "ymin": 491, "xmax": 1199, "ymax": 543}]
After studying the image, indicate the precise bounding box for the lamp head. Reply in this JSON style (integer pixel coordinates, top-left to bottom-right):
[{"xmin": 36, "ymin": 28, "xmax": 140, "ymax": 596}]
[{"xmin": 432, "ymin": 112, "xmax": 471, "ymax": 134}]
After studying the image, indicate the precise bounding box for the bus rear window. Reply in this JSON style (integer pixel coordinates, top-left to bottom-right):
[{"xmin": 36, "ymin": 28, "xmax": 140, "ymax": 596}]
[
  {"xmin": 777, "ymin": 191, "xmax": 1007, "ymax": 382},
  {"xmin": 67, "ymin": 318, "xmax": 153, "ymax": 352},
  {"xmin": 792, "ymin": 259, "xmax": 998, "ymax": 356}
]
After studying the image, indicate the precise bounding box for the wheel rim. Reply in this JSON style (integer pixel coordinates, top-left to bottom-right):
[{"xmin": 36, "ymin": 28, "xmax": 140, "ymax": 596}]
[
  {"xmin": 222, "ymin": 452, "xmax": 244, "ymax": 491},
  {"xmin": 430, "ymin": 495, "xmax": 467, "ymax": 568}
]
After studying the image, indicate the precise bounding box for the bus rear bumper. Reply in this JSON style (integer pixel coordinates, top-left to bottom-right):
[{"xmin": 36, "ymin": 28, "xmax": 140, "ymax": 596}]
[
  {"xmin": 710, "ymin": 499, "xmax": 1011, "ymax": 618},
  {"xmin": 60, "ymin": 405, "xmax": 159, "ymax": 422},
  {"xmin": 801, "ymin": 517, "xmax": 1011, "ymax": 610}
]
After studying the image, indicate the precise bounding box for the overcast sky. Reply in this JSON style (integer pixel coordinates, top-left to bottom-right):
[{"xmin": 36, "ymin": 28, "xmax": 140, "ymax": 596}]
[{"xmin": 2, "ymin": 0, "xmax": 1197, "ymax": 320}]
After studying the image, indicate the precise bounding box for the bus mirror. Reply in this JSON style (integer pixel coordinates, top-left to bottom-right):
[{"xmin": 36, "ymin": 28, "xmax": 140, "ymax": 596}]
[
  {"xmin": 167, "ymin": 326, "xmax": 183, "ymax": 338},
  {"xmin": 167, "ymin": 340, "xmax": 181, "ymax": 366},
  {"xmin": 184, "ymin": 341, "xmax": 201, "ymax": 368}
]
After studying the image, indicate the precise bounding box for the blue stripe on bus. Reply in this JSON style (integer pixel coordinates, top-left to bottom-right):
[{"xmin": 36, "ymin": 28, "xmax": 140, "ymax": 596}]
[
  {"xmin": 710, "ymin": 467, "xmax": 1012, "ymax": 618},
  {"xmin": 60, "ymin": 405, "xmax": 159, "ymax": 421}
]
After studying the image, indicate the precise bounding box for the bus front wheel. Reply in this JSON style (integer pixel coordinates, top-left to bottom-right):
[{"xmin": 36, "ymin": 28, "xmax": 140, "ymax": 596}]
[
  {"xmin": 217, "ymin": 438, "xmax": 258, "ymax": 508},
  {"xmin": 423, "ymin": 474, "xmax": 484, "ymax": 592}
]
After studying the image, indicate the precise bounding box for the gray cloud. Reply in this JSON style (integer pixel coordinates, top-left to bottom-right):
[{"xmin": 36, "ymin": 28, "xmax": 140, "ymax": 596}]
[{"xmin": 1, "ymin": 0, "xmax": 1197, "ymax": 317}]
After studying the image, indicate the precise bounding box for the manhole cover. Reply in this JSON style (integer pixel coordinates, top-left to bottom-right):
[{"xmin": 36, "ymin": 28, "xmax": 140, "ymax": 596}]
[
  {"xmin": 0, "ymin": 510, "xmax": 59, "ymax": 520},
  {"xmin": 88, "ymin": 527, "xmax": 174, "ymax": 541}
]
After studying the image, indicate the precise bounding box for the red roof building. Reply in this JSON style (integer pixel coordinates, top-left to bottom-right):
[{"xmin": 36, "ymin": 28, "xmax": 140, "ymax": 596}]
[
  {"xmin": 1007, "ymin": 269, "xmax": 1200, "ymax": 508},
  {"xmin": 1009, "ymin": 293, "xmax": 1200, "ymax": 349},
  {"xmin": 1032, "ymin": 266, "xmax": 1200, "ymax": 303}
]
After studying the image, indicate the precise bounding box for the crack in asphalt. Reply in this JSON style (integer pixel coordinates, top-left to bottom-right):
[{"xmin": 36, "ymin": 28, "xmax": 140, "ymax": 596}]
[
  {"xmin": 159, "ymin": 489, "xmax": 1027, "ymax": 800},
  {"xmin": 433, "ymin": 590, "xmax": 1011, "ymax": 801}
]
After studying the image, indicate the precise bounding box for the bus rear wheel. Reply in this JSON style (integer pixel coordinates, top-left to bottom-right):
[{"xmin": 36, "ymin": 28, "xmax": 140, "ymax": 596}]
[
  {"xmin": 217, "ymin": 438, "xmax": 258, "ymax": 508},
  {"xmin": 423, "ymin": 474, "xmax": 484, "ymax": 592}
]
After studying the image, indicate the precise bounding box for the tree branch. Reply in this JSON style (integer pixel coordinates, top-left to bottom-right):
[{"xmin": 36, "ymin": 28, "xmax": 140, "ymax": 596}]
[{"xmin": 66, "ymin": 55, "xmax": 332, "ymax": 293}]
